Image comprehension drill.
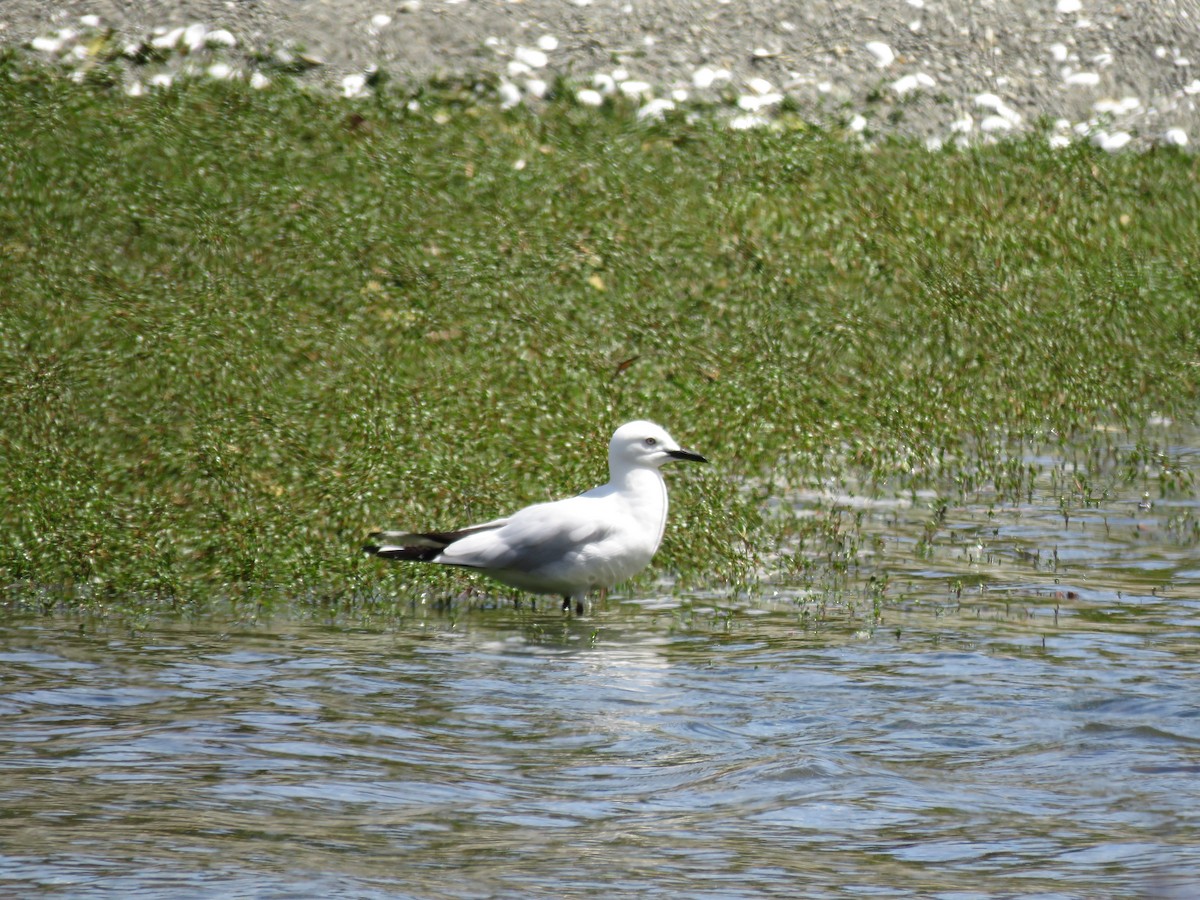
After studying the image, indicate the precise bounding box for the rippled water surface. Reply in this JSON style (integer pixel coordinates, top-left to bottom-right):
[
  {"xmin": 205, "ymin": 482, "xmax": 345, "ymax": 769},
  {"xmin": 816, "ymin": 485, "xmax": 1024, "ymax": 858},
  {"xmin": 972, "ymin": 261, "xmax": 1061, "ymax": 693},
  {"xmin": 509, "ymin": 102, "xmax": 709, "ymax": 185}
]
[{"xmin": 3, "ymin": 432, "xmax": 1199, "ymax": 898}]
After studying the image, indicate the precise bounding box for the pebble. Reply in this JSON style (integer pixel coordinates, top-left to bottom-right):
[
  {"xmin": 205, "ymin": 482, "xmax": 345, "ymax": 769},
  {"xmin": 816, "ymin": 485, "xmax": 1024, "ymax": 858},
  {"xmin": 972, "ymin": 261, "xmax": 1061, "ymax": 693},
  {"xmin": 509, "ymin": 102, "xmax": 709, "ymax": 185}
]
[
  {"xmin": 618, "ymin": 80, "xmax": 652, "ymax": 98},
  {"xmin": 1064, "ymin": 71, "xmax": 1101, "ymax": 86},
  {"xmin": 536, "ymin": 35, "xmax": 558, "ymax": 52},
  {"xmin": 576, "ymin": 88, "xmax": 604, "ymax": 106},
  {"xmin": 1162, "ymin": 127, "xmax": 1188, "ymax": 146}
]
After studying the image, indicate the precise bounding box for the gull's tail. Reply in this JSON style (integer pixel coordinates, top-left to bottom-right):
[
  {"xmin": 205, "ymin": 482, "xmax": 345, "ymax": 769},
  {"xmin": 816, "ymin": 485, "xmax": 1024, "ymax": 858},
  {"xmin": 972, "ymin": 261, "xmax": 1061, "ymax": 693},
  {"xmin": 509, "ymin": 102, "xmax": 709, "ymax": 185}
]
[{"xmin": 363, "ymin": 521, "xmax": 506, "ymax": 561}]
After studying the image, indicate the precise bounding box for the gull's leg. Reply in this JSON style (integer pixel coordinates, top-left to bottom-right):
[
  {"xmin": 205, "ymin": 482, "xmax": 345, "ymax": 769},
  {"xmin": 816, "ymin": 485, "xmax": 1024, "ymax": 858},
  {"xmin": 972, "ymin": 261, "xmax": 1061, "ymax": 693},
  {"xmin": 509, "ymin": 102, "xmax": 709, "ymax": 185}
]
[{"xmin": 561, "ymin": 595, "xmax": 585, "ymax": 615}]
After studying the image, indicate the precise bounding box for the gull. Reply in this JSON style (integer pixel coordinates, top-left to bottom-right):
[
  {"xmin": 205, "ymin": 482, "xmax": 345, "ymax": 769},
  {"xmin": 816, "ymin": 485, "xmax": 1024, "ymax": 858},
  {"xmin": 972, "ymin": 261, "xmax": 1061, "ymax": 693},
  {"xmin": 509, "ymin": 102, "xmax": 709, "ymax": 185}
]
[{"xmin": 364, "ymin": 421, "xmax": 707, "ymax": 613}]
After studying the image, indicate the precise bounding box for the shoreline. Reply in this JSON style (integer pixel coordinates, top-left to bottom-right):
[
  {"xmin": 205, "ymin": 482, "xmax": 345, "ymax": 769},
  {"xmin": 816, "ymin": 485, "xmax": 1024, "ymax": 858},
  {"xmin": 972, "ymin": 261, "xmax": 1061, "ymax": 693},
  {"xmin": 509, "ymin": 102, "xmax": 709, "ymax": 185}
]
[{"xmin": 3, "ymin": 1, "xmax": 1198, "ymax": 150}]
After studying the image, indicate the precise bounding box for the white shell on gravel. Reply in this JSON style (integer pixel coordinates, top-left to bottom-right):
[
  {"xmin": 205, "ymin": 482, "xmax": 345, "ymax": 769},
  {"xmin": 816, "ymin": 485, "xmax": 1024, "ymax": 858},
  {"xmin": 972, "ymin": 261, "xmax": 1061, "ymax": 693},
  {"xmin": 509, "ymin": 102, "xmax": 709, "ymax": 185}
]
[
  {"xmin": 865, "ymin": 42, "xmax": 895, "ymax": 68},
  {"xmin": 692, "ymin": 66, "xmax": 731, "ymax": 89},
  {"xmin": 891, "ymin": 73, "xmax": 934, "ymax": 95},
  {"xmin": 206, "ymin": 29, "xmax": 236, "ymax": 48},
  {"xmin": 151, "ymin": 27, "xmax": 185, "ymax": 50},
  {"xmin": 576, "ymin": 88, "xmax": 604, "ymax": 106},
  {"xmin": 514, "ymin": 46, "xmax": 548, "ymax": 69},
  {"xmin": 728, "ymin": 114, "xmax": 769, "ymax": 130},
  {"xmin": 638, "ymin": 98, "xmax": 675, "ymax": 120},
  {"xmin": 737, "ymin": 92, "xmax": 782, "ymax": 111},
  {"xmin": 974, "ymin": 93, "xmax": 1021, "ymax": 125},
  {"xmin": 30, "ymin": 35, "xmax": 64, "ymax": 54},
  {"xmin": 1093, "ymin": 96, "xmax": 1139, "ymax": 115},
  {"xmin": 1163, "ymin": 128, "xmax": 1188, "ymax": 146},
  {"xmin": 1091, "ymin": 130, "xmax": 1131, "ymax": 151},
  {"xmin": 497, "ymin": 79, "xmax": 521, "ymax": 109},
  {"xmin": 1063, "ymin": 71, "xmax": 1101, "ymax": 86},
  {"xmin": 183, "ymin": 24, "xmax": 208, "ymax": 53},
  {"xmin": 1056, "ymin": 0, "xmax": 1082, "ymax": 14},
  {"xmin": 536, "ymin": 35, "xmax": 558, "ymax": 52},
  {"xmin": 342, "ymin": 73, "xmax": 368, "ymax": 98}
]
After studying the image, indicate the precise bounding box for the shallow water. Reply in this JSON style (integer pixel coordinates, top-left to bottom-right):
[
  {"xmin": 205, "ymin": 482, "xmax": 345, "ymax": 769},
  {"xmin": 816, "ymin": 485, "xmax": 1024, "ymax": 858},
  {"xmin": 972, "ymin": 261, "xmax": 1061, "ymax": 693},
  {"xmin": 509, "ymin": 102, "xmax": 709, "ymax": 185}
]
[{"xmin": 3, "ymin": 429, "xmax": 1199, "ymax": 898}]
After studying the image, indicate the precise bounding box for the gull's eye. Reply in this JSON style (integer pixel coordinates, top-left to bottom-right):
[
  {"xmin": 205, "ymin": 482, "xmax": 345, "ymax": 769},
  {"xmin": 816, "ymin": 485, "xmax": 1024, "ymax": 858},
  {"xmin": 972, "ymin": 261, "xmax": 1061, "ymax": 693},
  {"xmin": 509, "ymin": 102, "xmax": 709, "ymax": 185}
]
[{"xmin": 644, "ymin": 437, "xmax": 658, "ymax": 447}]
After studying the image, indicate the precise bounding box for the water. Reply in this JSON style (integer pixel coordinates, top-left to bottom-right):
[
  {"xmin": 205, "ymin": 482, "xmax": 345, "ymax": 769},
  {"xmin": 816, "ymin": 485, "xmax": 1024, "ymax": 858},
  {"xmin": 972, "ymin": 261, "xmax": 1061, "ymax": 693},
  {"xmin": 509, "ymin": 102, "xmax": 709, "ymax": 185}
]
[{"xmin": 3, "ymin": 431, "xmax": 1199, "ymax": 898}]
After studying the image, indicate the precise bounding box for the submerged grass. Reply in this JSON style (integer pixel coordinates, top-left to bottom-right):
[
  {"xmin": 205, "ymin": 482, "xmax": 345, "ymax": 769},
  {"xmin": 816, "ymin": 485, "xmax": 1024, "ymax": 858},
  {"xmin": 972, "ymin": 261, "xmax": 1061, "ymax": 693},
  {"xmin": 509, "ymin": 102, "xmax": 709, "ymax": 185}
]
[{"xmin": 2, "ymin": 61, "xmax": 1198, "ymax": 614}]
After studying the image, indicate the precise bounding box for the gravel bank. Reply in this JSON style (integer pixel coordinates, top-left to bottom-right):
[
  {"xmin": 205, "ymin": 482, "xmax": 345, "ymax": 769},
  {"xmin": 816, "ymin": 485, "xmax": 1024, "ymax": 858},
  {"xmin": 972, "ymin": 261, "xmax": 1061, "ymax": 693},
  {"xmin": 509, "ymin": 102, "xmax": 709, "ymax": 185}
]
[{"xmin": 4, "ymin": 1, "xmax": 1199, "ymax": 149}]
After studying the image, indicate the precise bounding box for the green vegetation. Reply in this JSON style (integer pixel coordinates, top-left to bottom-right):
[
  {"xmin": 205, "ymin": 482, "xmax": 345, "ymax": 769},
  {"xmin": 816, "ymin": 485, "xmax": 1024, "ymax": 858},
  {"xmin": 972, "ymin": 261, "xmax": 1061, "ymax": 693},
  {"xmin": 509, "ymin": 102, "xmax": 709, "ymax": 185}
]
[{"xmin": 2, "ymin": 60, "xmax": 1198, "ymax": 614}]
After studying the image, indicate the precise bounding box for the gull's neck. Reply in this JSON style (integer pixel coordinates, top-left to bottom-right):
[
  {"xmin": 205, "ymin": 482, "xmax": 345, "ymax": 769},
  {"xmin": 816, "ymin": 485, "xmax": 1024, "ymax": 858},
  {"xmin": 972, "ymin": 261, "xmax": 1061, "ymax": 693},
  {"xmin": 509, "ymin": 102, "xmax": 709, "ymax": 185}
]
[{"xmin": 607, "ymin": 462, "xmax": 670, "ymax": 548}]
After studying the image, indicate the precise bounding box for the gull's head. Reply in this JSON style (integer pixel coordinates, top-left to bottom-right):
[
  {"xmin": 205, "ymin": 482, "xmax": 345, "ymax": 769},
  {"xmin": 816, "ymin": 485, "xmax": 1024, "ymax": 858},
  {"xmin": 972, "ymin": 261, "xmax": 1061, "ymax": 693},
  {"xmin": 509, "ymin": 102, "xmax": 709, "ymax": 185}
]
[{"xmin": 609, "ymin": 420, "xmax": 708, "ymax": 472}]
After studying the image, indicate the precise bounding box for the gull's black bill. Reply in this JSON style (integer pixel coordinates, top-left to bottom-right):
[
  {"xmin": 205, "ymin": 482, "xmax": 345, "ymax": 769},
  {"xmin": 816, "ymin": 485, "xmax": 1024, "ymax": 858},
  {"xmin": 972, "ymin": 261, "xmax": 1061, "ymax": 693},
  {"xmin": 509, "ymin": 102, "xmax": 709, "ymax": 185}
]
[{"xmin": 667, "ymin": 448, "xmax": 708, "ymax": 463}]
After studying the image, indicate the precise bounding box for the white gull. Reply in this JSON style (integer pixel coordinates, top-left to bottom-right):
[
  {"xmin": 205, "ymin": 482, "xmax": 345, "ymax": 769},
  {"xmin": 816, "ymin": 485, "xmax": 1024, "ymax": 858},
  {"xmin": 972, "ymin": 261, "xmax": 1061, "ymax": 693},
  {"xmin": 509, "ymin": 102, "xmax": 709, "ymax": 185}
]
[{"xmin": 364, "ymin": 421, "xmax": 707, "ymax": 613}]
